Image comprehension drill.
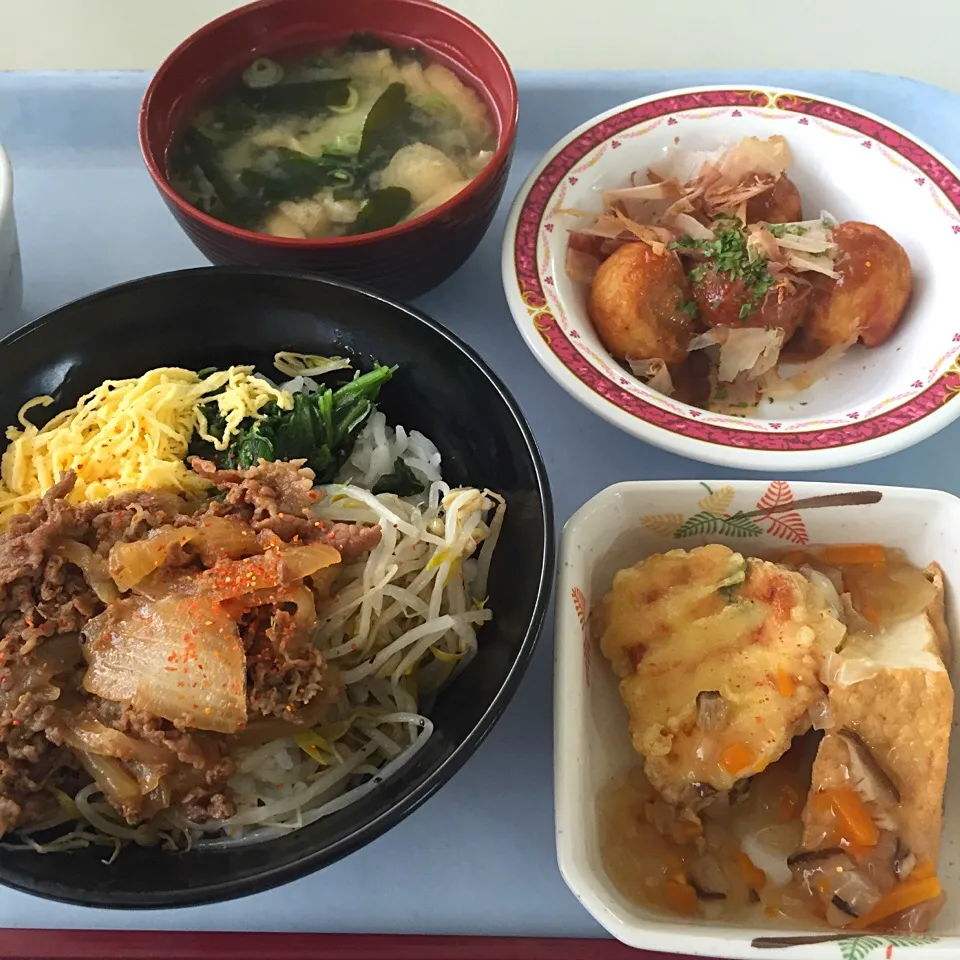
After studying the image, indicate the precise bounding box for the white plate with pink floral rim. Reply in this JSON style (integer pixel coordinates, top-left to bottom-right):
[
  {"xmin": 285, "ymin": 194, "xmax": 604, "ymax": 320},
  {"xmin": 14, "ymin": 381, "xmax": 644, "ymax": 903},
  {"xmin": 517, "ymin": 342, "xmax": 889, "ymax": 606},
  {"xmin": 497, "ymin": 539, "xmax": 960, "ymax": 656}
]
[{"xmin": 501, "ymin": 85, "xmax": 960, "ymax": 471}]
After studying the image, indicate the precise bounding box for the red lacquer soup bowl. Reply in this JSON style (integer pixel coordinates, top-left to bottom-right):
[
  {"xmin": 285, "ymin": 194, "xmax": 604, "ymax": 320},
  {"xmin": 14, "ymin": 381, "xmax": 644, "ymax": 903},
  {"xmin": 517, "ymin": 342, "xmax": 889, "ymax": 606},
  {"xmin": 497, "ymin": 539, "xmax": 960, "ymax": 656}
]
[{"xmin": 140, "ymin": 0, "xmax": 517, "ymax": 299}]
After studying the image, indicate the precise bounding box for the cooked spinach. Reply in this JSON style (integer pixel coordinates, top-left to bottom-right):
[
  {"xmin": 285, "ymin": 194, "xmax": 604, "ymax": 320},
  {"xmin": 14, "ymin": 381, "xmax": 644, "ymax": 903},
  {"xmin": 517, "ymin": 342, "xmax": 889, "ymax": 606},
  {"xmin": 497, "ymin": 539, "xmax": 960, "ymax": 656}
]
[
  {"xmin": 373, "ymin": 457, "xmax": 425, "ymax": 497},
  {"xmin": 188, "ymin": 364, "xmax": 395, "ymax": 482}
]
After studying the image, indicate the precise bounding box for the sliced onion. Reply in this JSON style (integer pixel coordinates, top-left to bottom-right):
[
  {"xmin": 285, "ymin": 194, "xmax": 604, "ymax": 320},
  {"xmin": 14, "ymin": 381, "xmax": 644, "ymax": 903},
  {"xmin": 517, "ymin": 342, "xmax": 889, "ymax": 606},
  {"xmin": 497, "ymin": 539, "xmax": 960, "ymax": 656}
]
[
  {"xmin": 82, "ymin": 591, "xmax": 247, "ymax": 734},
  {"xmin": 0, "ymin": 633, "xmax": 82, "ymax": 712},
  {"xmin": 808, "ymin": 696, "xmax": 834, "ymax": 732},
  {"xmin": 59, "ymin": 716, "xmax": 173, "ymax": 767},
  {"xmin": 78, "ymin": 750, "xmax": 140, "ymax": 804},
  {"xmin": 799, "ymin": 565, "xmax": 844, "ymax": 621},
  {"xmin": 696, "ymin": 690, "xmax": 730, "ymax": 731},
  {"xmin": 191, "ymin": 516, "xmax": 260, "ymax": 566},
  {"xmin": 786, "ymin": 252, "xmax": 840, "ymax": 278},
  {"xmin": 108, "ymin": 526, "xmax": 198, "ymax": 592},
  {"xmin": 740, "ymin": 822, "xmax": 802, "ymax": 886},
  {"xmin": 56, "ymin": 539, "xmax": 120, "ymax": 603},
  {"xmin": 200, "ymin": 543, "xmax": 341, "ymax": 600},
  {"xmin": 827, "ymin": 869, "xmax": 882, "ymax": 924}
]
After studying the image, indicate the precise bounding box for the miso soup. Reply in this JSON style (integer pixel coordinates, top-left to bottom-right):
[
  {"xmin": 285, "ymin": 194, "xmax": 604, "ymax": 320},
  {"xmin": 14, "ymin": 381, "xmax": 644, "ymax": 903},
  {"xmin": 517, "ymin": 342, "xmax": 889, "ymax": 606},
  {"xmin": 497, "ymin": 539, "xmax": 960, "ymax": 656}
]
[{"xmin": 169, "ymin": 34, "xmax": 498, "ymax": 239}]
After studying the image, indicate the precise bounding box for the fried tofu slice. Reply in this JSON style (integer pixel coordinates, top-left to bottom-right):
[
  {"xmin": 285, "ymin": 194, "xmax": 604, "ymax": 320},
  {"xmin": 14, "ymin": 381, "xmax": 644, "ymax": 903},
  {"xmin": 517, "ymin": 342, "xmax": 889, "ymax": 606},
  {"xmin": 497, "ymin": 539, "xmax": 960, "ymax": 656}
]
[
  {"xmin": 923, "ymin": 562, "xmax": 951, "ymax": 667},
  {"xmin": 597, "ymin": 545, "xmax": 846, "ymax": 803},
  {"xmin": 802, "ymin": 611, "xmax": 953, "ymax": 868}
]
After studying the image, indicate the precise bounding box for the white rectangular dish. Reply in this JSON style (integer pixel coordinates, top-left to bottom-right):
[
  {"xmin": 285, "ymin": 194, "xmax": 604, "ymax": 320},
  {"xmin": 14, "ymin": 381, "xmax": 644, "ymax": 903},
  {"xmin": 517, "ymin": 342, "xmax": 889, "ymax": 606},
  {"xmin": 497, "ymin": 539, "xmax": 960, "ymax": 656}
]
[{"xmin": 555, "ymin": 479, "xmax": 960, "ymax": 959}]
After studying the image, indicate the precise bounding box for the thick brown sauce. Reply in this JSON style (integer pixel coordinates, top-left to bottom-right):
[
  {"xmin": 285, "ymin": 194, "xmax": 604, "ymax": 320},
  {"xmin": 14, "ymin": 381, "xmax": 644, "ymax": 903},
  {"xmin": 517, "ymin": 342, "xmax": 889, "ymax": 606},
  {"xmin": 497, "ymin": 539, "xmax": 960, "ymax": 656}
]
[{"xmin": 599, "ymin": 735, "xmax": 820, "ymax": 923}]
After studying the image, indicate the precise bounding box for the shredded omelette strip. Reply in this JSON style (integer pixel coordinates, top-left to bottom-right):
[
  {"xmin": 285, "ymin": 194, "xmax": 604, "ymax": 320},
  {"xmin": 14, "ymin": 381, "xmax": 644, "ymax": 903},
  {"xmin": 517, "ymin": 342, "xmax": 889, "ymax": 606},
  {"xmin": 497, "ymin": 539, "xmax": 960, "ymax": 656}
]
[{"xmin": 0, "ymin": 366, "xmax": 293, "ymax": 522}]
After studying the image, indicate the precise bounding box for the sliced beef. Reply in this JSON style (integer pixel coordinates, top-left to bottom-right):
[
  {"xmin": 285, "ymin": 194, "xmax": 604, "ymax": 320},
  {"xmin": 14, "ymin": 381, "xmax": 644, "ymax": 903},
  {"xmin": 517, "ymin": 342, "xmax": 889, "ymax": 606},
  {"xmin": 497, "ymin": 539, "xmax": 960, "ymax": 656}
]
[
  {"xmin": 1, "ymin": 560, "xmax": 96, "ymax": 661},
  {"xmin": 110, "ymin": 708, "xmax": 237, "ymax": 824},
  {"xmin": 190, "ymin": 457, "xmax": 381, "ymax": 561},
  {"xmin": 314, "ymin": 521, "xmax": 383, "ymax": 562},
  {"xmin": 190, "ymin": 457, "xmax": 317, "ymax": 521},
  {"xmin": 180, "ymin": 786, "xmax": 235, "ymax": 823},
  {"xmin": 0, "ymin": 474, "xmax": 183, "ymax": 579},
  {"xmin": 0, "ymin": 722, "xmax": 76, "ymax": 834},
  {"xmin": 254, "ymin": 515, "xmax": 382, "ymax": 562},
  {"xmin": 0, "ymin": 475, "xmax": 185, "ymax": 667},
  {"xmin": 0, "ymin": 460, "xmax": 357, "ymax": 835},
  {"xmin": 89, "ymin": 491, "xmax": 186, "ymax": 556},
  {"xmin": 0, "ymin": 657, "xmax": 84, "ymax": 833},
  {"xmin": 0, "ymin": 474, "xmax": 87, "ymax": 584},
  {"xmin": 115, "ymin": 707, "xmax": 235, "ymax": 775},
  {"xmin": 241, "ymin": 606, "xmax": 341, "ymax": 719}
]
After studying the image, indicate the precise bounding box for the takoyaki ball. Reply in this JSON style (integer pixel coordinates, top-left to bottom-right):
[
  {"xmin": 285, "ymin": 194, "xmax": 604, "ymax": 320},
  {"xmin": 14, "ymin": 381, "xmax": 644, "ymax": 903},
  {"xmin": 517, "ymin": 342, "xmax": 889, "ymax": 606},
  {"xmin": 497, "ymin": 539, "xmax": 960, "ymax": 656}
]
[
  {"xmin": 746, "ymin": 175, "xmax": 803, "ymax": 225},
  {"xmin": 803, "ymin": 221, "xmax": 912, "ymax": 354},
  {"xmin": 588, "ymin": 242, "xmax": 695, "ymax": 364},
  {"xmin": 692, "ymin": 265, "xmax": 809, "ymax": 342}
]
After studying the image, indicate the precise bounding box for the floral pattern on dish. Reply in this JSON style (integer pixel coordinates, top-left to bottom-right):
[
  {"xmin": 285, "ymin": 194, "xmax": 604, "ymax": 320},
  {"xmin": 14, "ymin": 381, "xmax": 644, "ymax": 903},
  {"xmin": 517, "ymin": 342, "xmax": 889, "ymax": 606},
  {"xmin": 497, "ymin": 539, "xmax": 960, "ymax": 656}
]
[{"xmin": 510, "ymin": 88, "xmax": 960, "ymax": 452}]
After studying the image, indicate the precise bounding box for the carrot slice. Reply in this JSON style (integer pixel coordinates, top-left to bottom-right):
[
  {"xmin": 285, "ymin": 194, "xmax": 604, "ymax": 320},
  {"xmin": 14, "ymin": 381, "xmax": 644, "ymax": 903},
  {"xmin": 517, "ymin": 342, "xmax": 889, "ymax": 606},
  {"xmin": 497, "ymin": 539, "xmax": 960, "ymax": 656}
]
[
  {"xmin": 911, "ymin": 858, "xmax": 936, "ymax": 881},
  {"xmin": 820, "ymin": 787, "xmax": 879, "ymax": 847},
  {"xmin": 807, "ymin": 796, "xmax": 842, "ymax": 847},
  {"xmin": 720, "ymin": 742, "xmax": 754, "ymax": 774},
  {"xmin": 737, "ymin": 852, "xmax": 767, "ymax": 890},
  {"xmin": 664, "ymin": 878, "xmax": 699, "ymax": 916},
  {"xmin": 782, "ymin": 550, "xmax": 807, "ymax": 565},
  {"xmin": 775, "ymin": 667, "xmax": 796, "ymax": 698},
  {"xmin": 849, "ymin": 874, "xmax": 941, "ymax": 930},
  {"xmin": 822, "ymin": 544, "xmax": 886, "ymax": 566}
]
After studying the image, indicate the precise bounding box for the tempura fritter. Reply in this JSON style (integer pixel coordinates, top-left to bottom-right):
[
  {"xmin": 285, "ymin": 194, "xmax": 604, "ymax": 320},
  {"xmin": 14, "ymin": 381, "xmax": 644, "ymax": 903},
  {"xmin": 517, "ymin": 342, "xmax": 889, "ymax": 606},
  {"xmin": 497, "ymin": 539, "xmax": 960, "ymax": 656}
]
[{"xmin": 597, "ymin": 544, "xmax": 846, "ymax": 804}]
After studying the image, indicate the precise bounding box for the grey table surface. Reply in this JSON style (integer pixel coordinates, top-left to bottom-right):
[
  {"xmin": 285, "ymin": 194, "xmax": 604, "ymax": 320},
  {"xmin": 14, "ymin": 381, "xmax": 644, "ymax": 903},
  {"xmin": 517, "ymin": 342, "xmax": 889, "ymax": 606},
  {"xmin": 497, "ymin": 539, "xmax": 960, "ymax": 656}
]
[{"xmin": 0, "ymin": 67, "xmax": 957, "ymax": 935}]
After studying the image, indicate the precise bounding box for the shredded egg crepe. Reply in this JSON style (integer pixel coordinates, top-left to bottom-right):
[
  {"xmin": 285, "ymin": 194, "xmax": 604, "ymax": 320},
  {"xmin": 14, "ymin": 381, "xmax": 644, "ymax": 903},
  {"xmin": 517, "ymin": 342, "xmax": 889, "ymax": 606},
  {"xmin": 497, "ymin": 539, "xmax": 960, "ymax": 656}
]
[{"xmin": 0, "ymin": 366, "xmax": 291, "ymax": 520}]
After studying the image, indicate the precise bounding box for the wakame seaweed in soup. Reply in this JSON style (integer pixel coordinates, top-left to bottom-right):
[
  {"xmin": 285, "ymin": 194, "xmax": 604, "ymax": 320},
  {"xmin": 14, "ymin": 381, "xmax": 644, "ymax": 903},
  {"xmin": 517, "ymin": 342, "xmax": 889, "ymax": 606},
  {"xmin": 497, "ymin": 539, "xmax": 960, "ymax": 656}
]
[{"xmin": 169, "ymin": 35, "xmax": 497, "ymax": 238}]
